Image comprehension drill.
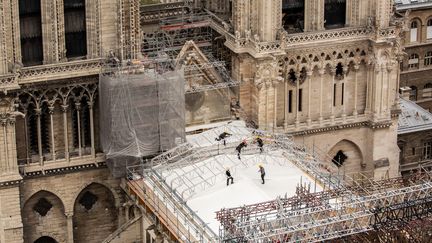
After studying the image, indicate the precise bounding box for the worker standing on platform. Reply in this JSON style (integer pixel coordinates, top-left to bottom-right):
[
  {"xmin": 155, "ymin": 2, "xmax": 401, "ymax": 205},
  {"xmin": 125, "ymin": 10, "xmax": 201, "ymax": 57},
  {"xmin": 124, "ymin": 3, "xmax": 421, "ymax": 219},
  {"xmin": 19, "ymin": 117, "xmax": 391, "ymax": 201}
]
[
  {"xmin": 258, "ymin": 165, "xmax": 265, "ymax": 184},
  {"xmin": 225, "ymin": 168, "xmax": 234, "ymax": 186},
  {"xmin": 236, "ymin": 139, "xmax": 247, "ymax": 160},
  {"xmin": 255, "ymin": 137, "xmax": 264, "ymax": 153}
]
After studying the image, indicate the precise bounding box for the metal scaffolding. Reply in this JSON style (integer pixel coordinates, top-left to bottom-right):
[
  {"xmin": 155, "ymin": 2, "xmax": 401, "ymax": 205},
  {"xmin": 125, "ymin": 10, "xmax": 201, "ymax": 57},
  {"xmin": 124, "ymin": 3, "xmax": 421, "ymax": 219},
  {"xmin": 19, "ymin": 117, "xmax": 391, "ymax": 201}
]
[
  {"xmin": 217, "ymin": 168, "xmax": 432, "ymax": 242},
  {"xmin": 125, "ymin": 122, "xmax": 343, "ymax": 242},
  {"xmin": 125, "ymin": 118, "xmax": 432, "ymax": 242}
]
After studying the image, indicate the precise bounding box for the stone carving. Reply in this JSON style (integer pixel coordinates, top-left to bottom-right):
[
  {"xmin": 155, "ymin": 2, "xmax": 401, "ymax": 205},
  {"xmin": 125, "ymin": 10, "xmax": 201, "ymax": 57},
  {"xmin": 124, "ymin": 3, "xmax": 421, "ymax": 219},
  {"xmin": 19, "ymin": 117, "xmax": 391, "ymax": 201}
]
[
  {"xmin": 245, "ymin": 29, "xmax": 251, "ymax": 40},
  {"xmin": 253, "ymin": 34, "xmax": 260, "ymax": 42}
]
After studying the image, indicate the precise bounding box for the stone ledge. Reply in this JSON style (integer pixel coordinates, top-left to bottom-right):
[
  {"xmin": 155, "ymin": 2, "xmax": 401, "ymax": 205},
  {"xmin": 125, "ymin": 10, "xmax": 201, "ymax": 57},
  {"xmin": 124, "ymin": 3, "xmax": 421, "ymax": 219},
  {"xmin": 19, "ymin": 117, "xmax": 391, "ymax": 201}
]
[
  {"xmin": 288, "ymin": 120, "xmax": 393, "ymax": 136},
  {"xmin": 23, "ymin": 161, "xmax": 107, "ymax": 178},
  {"xmin": 0, "ymin": 178, "xmax": 23, "ymax": 188}
]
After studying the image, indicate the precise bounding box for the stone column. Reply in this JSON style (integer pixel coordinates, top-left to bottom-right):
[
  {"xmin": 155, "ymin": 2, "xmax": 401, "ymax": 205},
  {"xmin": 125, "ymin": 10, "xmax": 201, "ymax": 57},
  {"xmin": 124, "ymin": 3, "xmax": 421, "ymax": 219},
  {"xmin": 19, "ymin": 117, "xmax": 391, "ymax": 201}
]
[
  {"xmin": 365, "ymin": 64, "xmax": 373, "ymax": 115},
  {"xmin": 306, "ymin": 70, "xmax": 313, "ymax": 125},
  {"xmin": 23, "ymin": 112, "xmax": 30, "ymax": 164},
  {"xmin": 35, "ymin": 108, "xmax": 44, "ymax": 165},
  {"xmin": 386, "ymin": 64, "xmax": 393, "ymax": 115},
  {"xmin": 295, "ymin": 73, "xmax": 300, "ymax": 127},
  {"xmin": 380, "ymin": 65, "xmax": 386, "ymax": 115},
  {"xmin": 373, "ymin": 65, "xmax": 381, "ymax": 119},
  {"xmin": 10, "ymin": 0, "xmax": 21, "ymax": 64},
  {"xmin": 62, "ymin": 105, "xmax": 70, "ymax": 162},
  {"xmin": 284, "ymin": 80, "xmax": 288, "ymax": 129},
  {"xmin": 48, "ymin": 105, "xmax": 56, "ymax": 161},
  {"xmin": 86, "ymin": 0, "xmax": 101, "ymax": 58},
  {"xmin": 1, "ymin": 121, "xmax": 9, "ymax": 174},
  {"xmin": 0, "ymin": 101, "xmax": 22, "ymax": 179},
  {"xmin": 256, "ymin": 0, "xmax": 280, "ymax": 42},
  {"xmin": 41, "ymin": 0, "xmax": 59, "ymax": 63},
  {"xmin": 330, "ymin": 69, "xmax": 335, "ymax": 123},
  {"xmin": 75, "ymin": 102, "xmax": 82, "ymax": 157},
  {"xmin": 353, "ymin": 64, "xmax": 360, "ymax": 117},
  {"xmin": 265, "ymin": 81, "xmax": 270, "ymax": 130},
  {"xmin": 318, "ymin": 67, "xmax": 325, "ymax": 123},
  {"xmin": 56, "ymin": 0, "xmax": 66, "ymax": 61},
  {"xmin": 272, "ymin": 81, "xmax": 278, "ymax": 130},
  {"xmin": 342, "ymin": 66, "xmax": 349, "ymax": 120},
  {"xmin": 88, "ymin": 100, "xmax": 95, "ymax": 157},
  {"xmin": 316, "ymin": 0, "xmax": 325, "ymax": 30},
  {"xmin": 257, "ymin": 81, "xmax": 266, "ymax": 130},
  {"xmin": 0, "ymin": 0, "xmax": 7, "ymax": 74},
  {"xmin": 65, "ymin": 212, "xmax": 74, "ymax": 243}
]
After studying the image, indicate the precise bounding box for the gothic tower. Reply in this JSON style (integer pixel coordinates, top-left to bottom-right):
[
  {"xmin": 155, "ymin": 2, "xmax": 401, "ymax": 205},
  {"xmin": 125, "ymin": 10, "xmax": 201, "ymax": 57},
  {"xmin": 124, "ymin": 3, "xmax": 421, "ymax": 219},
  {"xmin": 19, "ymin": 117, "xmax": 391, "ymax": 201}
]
[{"xmin": 229, "ymin": 0, "xmax": 403, "ymax": 178}]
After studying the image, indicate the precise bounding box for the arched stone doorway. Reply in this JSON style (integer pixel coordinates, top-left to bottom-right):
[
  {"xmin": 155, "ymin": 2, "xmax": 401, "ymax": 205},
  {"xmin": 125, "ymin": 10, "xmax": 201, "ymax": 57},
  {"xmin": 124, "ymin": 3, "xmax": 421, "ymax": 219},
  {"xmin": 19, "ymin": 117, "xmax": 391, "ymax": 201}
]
[
  {"xmin": 73, "ymin": 183, "xmax": 118, "ymax": 243},
  {"xmin": 34, "ymin": 236, "xmax": 58, "ymax": 243},
  {"xmin": 328, "ymin": 139, "xmax": 364, "ymax": 175},
  {"xmin": 23, "ymin": 191, "xmax": 66, "ymax": 243}
]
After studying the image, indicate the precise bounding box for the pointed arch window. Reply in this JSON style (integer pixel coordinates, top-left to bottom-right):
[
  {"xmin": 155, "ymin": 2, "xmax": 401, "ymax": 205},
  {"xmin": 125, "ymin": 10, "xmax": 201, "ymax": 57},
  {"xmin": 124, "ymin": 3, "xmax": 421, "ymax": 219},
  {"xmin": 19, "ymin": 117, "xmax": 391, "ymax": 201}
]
[
  {"xmin": 19, "ymin": 0, "xmax": 43, "ymax": 66},
  {"xmin": 64, "ymin": 0, "xmax": 87, "ymax": 59},
  {"xmin": 324, "ymin": 0, "xmax": 346, "ymax": 29}
]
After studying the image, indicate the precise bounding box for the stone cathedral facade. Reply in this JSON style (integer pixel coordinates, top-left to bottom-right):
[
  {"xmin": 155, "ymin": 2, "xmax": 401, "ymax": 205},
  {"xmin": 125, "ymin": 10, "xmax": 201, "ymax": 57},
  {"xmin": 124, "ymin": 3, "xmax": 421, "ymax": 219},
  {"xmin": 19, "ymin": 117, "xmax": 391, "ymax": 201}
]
[
  {"xmin": 228, "ymin": 0, "xmax": 404, "ymax": 179},
  {"xmin": 0, "ymin": 0, "xmax": 404, "ymax": 243}
]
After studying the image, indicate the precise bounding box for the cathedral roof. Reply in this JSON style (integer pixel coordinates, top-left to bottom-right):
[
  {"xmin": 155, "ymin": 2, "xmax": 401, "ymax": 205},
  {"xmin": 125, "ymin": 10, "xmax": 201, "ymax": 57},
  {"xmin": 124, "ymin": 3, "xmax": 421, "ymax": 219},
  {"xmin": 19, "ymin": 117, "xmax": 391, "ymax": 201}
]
[
  {"xmin": 398, "ymin": 98, "xmax": 432, "ymax": 134},
  {"xmin": 395, "ymin": 0, "xmax": 432, "ymax": 10}
]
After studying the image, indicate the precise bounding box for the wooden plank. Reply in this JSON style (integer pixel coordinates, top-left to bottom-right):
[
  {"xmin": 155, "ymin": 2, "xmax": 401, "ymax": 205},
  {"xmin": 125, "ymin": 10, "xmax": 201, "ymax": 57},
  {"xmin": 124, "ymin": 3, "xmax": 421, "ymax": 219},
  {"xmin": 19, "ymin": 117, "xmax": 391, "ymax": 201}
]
[{"xmin": 127, "ymin": 180, "xmax": 197, "ymax": 242}]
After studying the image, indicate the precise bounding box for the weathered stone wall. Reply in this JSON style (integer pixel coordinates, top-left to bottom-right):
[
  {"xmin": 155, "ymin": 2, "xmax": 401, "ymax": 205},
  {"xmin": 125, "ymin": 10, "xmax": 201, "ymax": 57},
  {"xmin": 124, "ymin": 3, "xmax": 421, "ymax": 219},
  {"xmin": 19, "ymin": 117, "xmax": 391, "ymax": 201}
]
[
  {"xmin": 73, "ymin": 183, "xmax": 118, "ymax": 243},
  {"xmin": 20, "ymin": 168, "xmax": 126, "ymax": 243},
  {"xmin": 22, "ymin": 191, "xmax": 67, "ymax": 243},
  {"xmin": 293, "ymin": 120, "xmax": 400, "ymax": 179},
  {"xmin": 0, "ymin": 186, "xmax": 23, "ymax": 243}
]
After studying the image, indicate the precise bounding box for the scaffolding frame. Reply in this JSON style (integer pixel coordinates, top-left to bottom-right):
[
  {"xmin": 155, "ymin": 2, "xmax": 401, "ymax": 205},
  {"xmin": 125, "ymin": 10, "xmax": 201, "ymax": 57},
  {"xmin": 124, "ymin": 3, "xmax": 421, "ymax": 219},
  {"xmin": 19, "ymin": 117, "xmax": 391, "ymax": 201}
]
[
  {"xmin": 125, "ymin": 122, "xmax": 346, "ymax": 242},
  {"xmin": 217, "ymin": 168, "xmax": 432, "ymax": 242}
]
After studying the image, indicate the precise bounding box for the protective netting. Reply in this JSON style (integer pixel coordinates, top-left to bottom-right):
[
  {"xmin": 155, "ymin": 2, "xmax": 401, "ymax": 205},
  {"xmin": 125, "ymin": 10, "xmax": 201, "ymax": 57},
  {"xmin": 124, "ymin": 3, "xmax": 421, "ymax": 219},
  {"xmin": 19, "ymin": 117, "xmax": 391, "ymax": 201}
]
[{"xmin": 99, "ymin": 64, "xmax": 185, "ymax": 177}]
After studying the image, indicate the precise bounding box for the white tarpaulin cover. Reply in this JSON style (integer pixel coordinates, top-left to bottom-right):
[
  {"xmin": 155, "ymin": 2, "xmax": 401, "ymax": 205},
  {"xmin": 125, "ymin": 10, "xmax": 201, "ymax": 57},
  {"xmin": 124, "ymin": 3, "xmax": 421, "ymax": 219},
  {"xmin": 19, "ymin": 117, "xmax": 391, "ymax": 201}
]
[{"xmin": 99, "ymin": 66, "xmax": 186, "ymax": 177}]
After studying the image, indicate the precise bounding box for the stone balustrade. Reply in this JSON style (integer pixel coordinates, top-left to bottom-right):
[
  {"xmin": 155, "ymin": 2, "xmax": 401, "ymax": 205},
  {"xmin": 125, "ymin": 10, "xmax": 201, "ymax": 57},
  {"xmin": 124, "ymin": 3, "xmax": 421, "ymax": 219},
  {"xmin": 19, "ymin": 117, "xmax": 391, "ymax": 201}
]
[
  {"xmin": 282, "ymin": 27, "xmax": 373, "ymax": 47},
  {"xmin": 221, "ymin": 25, "xmax": 398, "ymax": 57},
  {"xmin": 0, "ymin": 59, "xmax": 101, "ymax": 90}
]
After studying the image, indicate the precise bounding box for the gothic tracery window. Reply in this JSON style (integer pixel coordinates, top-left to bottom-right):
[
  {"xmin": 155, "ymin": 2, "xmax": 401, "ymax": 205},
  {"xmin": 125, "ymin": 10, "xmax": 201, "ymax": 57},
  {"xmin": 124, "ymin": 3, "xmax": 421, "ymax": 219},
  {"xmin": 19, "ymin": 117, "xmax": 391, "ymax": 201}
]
[
  {"xmin": 19, "ymin": 0, "xmax": 43, "ymax": 66},
  {"xmin": 64, "ymin": 0, "xmax": 87, "ymax": 58},
  {"xmin": 324, "ymin": 0, "xmax": 346, "ymax": 29},
  {"xmin": 282, "ymin": 0, "xmax": 304, "ymax": 33}
]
